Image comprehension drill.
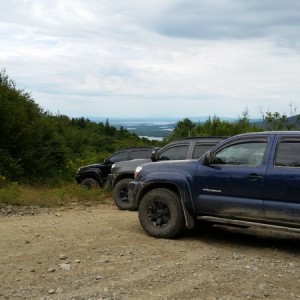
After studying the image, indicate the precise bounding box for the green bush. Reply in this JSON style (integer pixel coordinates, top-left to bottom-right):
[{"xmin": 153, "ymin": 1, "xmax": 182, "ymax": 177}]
[{"xmin": 0, "ymin": 183, "xmax": 112, "ymax": 208}]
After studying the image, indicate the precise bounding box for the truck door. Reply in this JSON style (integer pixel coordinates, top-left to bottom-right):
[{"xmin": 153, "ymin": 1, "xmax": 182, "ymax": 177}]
[
  {"xmin": 263, "ymin": 136, "xmax": 300, "ymax": 224},
  {"xmin": 193, "ymin": 137, "xmax": 269, "ymax": 219},
  {"xmin": 104, "ymin": 151, "xmax": 130, "ymax": 177}
]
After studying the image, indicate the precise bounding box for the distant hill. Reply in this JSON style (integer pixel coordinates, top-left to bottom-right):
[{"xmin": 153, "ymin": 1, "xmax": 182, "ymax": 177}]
[
  {"xmin": 86, "ymin": 115, "xmax": 300, "ymax": 138},
  {"xmin": 88, "ymin": 116, "xmax": 238, "ymax": 124},
  {"xmin": 250, "ymin": 114, "xmax": 300, "ymax": 128},
  {"xmin": 87, "ymin": 116, "xmax": 239, "ymax": 138},
  {"xmin": 286, "ymin": 114, "xmax": 300, "ymax": 126}
]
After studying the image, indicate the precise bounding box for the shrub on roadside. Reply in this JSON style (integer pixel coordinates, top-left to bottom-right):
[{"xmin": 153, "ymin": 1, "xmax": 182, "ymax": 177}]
[{"xmin": 0, "ymin": 183, "xmax": 112, "ymax": 208}]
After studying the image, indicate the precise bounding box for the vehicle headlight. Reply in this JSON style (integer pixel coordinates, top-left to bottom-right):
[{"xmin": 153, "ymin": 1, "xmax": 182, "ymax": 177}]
[{"xmin": 134, "ymin": 166, "xmax": 143, "ymax": 178}]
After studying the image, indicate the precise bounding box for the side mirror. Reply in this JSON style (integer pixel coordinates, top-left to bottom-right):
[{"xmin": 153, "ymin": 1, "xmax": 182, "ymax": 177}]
[
  {"xmin": 104, "ymin": 158, "xmax": 109, "ymax": 164},
  {"xmin": 203, "ymin": 151, "xmax": 212, "ymax": 166},
  {"xmin": 151, "ymin": 149, "xmax": 158, "ymax": 162}
]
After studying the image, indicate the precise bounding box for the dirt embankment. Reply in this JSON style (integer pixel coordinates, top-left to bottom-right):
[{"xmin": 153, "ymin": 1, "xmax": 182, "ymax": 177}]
[{"xmin": 1, "ymin": 203, "xmax": 300, "ymax": 299}]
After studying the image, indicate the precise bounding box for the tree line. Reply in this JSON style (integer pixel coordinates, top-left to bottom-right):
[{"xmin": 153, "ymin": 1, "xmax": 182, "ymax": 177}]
[
  {"xmin": 0, "ymin": 70, "xmax": 157, "ymax": 184},
  {"xmin": 0, "ymin": 69, "xmax": 299, "ymax": 185},
  {"xmin": 164, "ymin": 107, "xmax": 300, "ymax": 142}
]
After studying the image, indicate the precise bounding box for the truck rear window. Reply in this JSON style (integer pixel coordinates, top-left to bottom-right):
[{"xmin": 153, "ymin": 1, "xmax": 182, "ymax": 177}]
[{"xmin": 275, "ymin": 140, "xmax": 300, "ymax": 167}]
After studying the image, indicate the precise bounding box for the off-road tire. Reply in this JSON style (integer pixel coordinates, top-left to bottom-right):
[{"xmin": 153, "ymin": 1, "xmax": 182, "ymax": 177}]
[
  {"xmin": 80, "ymin": 178, "xmax": 100, "ymax": 189},
  {"xmin": 113, "ymin": 178, "xmax": 137, "ymax": 211},
  {"xmin": 138, "ymin": 188, "xmax": 185, "ymax": 239}
]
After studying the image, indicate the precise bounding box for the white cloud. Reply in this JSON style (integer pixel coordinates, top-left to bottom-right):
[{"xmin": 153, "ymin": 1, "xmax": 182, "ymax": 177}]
[{"xmin": 0, "ymin": 0, "xmax": 299, "ymax": 119}]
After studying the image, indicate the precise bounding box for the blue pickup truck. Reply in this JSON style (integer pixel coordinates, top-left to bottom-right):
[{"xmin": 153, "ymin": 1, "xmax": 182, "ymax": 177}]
[{"xmin": 129, "ymin": 131, "xmax": 300, "ymax": 239}]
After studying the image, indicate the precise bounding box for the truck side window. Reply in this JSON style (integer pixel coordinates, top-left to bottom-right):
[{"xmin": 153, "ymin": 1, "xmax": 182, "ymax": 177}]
[
  {"xmin": 158, "ymin": 145, "xmax": 189, "ymax": 160},
  {"xmin": 213, "ymin": 142, "xmax": 267, "ymax": 166},
  {"xmin": 109, "ymin": 152, "xmax": 129, "ymax": 163},
  {"xmin": 193, "ymin": 143, "xmax": 217, "ymax": 159},
  {"xmin": 275, "ymin": 140, "xmax": 300, "ymax": 167},
  {"xmin": 131, "ymin": 150, "xmax": 150, "ymax": 159}
]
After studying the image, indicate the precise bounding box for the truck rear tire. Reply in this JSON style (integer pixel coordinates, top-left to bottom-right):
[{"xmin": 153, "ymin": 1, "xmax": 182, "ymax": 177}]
[
  {"xmin": 113, "ymin": 178, "xmax": 137, "ymax": 211},
  {"xmin": 138, "ymin": 188, "xmax": 185, "ymax": 239}
]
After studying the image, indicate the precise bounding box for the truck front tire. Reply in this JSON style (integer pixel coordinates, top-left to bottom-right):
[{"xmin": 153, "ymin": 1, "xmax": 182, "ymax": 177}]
[
  {"xmin": 80, "ymin": 178, "xmax": 100, "ymax": 189},
  {"xmin": 138, "ymin": 188, "xmax": 185, "ymax": 239},
  {"xmin": 113, "ymin": 178, "xmax": 137, "ymax": 211}
]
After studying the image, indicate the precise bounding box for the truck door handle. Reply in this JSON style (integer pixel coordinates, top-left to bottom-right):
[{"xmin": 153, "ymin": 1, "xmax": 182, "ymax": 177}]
[{"xmin": 248, "ymin": 173, "xmax": 262, "ymax": 180}]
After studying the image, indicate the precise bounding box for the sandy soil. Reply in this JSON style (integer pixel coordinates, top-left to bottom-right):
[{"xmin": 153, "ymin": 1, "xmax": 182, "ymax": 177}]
[{"xmin": 1, "ymin": 202, "xmax": 300, "ymax": 300}]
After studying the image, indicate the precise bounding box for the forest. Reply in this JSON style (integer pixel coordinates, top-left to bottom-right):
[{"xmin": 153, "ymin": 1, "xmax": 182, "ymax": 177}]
[
  {"xmin": 1, "ymin": 69, "xmax": 299, "ymax": 185},
  {"xmin": 0, "ymin": 70, "xmax": 158, "ymax": 185}
]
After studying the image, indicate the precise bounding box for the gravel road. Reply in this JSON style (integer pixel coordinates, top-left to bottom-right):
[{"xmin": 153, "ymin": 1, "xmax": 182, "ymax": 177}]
[{"xmin": 1, "ymin": 203, "xmax": 300, "ymax": 299}]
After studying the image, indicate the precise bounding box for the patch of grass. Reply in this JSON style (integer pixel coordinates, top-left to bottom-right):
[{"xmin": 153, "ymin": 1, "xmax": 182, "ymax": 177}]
[{"xmin": 0, "ymin": 183, "xmax": 113, "ymax": 208}]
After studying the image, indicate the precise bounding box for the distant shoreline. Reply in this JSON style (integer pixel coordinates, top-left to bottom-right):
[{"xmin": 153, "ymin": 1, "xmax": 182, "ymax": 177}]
[
  {"xmin": 94, "ymin": 118, "xmax": 176, "ymax": 138},
  {"xmin": 139, "ymin": 136, "xmax": 164, "ymax": 141},
  {"xmin": 85, "ymin": 116, "xmax": 262, "ymax": 139},
  {"xmin": 87, "ymin": 116, "xmax": 242, "ymax": 124}
]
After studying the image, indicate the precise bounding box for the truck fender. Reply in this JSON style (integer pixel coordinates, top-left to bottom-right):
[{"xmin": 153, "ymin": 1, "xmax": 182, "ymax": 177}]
[
  {"xmin": 140, "ymin": 172, "xmax": 195, "ymax": 229},
  {"xmin": 112, "ymin": 172, "xmax": 134, "ymax": 188},
  {"xmin": 79, "ymin": 169, "xmax": 104, "ymax": 186}
]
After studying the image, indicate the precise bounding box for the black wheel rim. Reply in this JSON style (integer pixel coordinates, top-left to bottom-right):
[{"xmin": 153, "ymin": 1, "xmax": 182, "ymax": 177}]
[
  {"xmin": 148, "ymin": 201, "xmax": 170, "ymax": 227},
  {"xmin": 82, "ymin": 183, "xmax": 91, "ymax": 189},
  {"xmin": 120, "ymin": 188, "xmax": 129, "ymax": 203}
]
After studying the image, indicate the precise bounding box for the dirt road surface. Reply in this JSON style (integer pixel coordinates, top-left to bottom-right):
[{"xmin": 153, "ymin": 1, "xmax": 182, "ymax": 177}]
[{"xmin": 1, "ymin": 203, "xmax": 300, "ymax": 300}]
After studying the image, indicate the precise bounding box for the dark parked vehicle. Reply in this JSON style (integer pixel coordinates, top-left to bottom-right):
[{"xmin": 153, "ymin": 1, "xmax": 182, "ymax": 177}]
[
  {"xmin": 75, "ymin": 147, "xmax": 153, "ymax": 188},
  {"xmin": 109, "ymin": 137, "xmax": 226, "ymax": 210},
  {"xmin": 129, "ymin": 131, "xmax": 300, "ymax": 239}
]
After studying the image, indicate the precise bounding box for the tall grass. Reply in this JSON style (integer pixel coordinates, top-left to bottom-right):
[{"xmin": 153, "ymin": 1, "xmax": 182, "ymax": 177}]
[{"xmin": 0, "ymin": 182, "xmax": 112, "ymax": 208}]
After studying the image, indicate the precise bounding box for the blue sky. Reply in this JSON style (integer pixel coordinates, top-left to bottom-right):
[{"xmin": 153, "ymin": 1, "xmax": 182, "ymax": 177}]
[{"xmin": 1, "ymin": 0, "xmax": 300, "ymax": 119}]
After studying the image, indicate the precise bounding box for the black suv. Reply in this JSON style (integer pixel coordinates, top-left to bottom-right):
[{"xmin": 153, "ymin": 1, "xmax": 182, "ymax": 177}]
[
  {"xmin": 109, "ymin": 137, "xmax": 227, "ymax": 210},
  {"xmin": 75, "ymin": 147, "xmax": 153, "ymax": 188}
]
